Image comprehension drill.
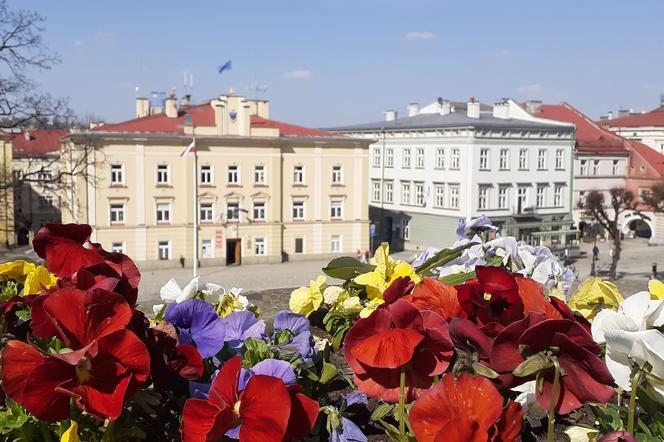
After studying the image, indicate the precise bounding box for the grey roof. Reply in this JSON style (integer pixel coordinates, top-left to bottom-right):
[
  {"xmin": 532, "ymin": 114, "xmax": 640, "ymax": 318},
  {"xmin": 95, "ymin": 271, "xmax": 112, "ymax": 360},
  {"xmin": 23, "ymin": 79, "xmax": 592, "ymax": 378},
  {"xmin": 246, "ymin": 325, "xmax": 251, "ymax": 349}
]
[{"xmin": 326, "ymin": 111, "xmax": 574, "ymax": 133}]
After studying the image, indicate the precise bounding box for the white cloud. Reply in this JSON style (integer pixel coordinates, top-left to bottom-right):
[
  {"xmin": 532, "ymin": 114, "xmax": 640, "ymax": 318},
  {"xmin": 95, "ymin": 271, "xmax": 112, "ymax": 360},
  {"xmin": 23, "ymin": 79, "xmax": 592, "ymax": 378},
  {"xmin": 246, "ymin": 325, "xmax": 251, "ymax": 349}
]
[
  {"xmin": 405, "ymin": 31, "xmax": 436, "ymax": 40},
  {"xmin": 73, "ymin": 39, "xmax": 85, "ymax": 47},
  {"xmin": 517, "ymin": 83, "xmax": 544, "ymax": 96},
  {"xmin": 282, "ymin": 69, "xmax": 312, "ymax": 79}
]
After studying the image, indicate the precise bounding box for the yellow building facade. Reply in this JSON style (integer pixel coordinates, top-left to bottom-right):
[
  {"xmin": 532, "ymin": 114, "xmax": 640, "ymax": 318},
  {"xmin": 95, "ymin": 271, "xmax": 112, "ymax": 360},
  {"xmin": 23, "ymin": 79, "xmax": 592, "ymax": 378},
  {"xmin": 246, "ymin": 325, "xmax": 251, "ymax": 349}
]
[
  {"xmin": 61, "ymin": 93, "xmax": 370, "ymax": 268},
  {"xmin": 0, "ymin": 134, "xmax": 14, "ymax": 248}
]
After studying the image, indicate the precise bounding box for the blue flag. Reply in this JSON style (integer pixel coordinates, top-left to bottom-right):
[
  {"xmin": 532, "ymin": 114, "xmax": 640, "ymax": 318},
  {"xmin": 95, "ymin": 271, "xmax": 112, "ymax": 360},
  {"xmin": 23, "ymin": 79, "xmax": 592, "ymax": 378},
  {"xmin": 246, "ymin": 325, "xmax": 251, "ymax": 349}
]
[{"xmin": 217, "ymin": 60, "xmax": 232, "ymax": 74}]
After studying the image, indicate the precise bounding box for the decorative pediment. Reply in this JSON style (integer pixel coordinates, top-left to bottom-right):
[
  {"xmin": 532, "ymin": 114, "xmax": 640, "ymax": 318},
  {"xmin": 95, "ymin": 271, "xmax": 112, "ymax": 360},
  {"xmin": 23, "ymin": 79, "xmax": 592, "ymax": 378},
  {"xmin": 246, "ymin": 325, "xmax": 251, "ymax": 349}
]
[
  {"xmin": 224, "ymin": 191, "xmax": 244, "ymax": 201},
  {"xmin": 250, "ymin": 191, "xmax": 270, "ymax": 200}
]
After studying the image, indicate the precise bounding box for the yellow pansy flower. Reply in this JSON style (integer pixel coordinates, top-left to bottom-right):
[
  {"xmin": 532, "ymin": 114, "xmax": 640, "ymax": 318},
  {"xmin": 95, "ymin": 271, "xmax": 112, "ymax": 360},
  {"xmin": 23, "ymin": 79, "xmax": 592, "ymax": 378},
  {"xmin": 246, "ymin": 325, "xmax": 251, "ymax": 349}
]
[
  {"xmin": 340, "ymin": 296, "xmax": 363, "ymax": 314},
  {"xmin": 648, "ymin": 279, "xmax": 664, "ymax": 300},
  {"xmin": 0, "ymin": 260, "xmax": 57, "ymax": 295},
  {"xmin": 353, "ymin": 243, "xmax": 420, "ymax": 300},
  {"xmin": 322, "ymin": 286, "xmax": 346, "ymax": 306},
  {"xmin": 289, "ymin": 275, "xmax": 327, "ymax": 316},
  {"xmin": 61, "ymin": 421, "xmax": 80, "ymax": 442},
  {"xmin": 359, "ymin": 298, "xmax": 385, "ymax": 318},
  {"xmin": 568, "ymin": 278, "xmax": 623, "ymax": 321}
]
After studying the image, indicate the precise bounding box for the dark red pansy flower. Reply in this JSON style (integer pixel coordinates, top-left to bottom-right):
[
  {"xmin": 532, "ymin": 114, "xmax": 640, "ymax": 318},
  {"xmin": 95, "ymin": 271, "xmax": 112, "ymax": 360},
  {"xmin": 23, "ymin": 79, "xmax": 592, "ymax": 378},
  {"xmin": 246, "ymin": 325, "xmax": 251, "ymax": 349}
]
[
  {"xmin": 382, "ymin": 276, "xmax": 415, "ymax": 305},
  {"xmin": 33, "ymin": 224, "xmax": 105, "ymax": 278},
  {"xmin": 403, "ymin": 278, "xmax": 466, "ymax": 321},
  {"xmin": 284, "ymin": 384, "xmax": 321, "ymax": 440},
  {"xmin": 344, "ymin": 299, "xmax": 454, "ymax": 403},
  {"xmin": 448, "ymin": 318, "xmax": 493, "ymax": 361},
  {"xmin": 455, "ymin": 266, "xmax": 525, "ymax": 328},
  {"xmin": 181, "ymin": 356, "xmax": 319, "ymax": 442},
  {"xmin": 0, "ymin": 294, "xmax": 37, "ymax": 339},
  {"xmin": 1, "ymin": 287, "xmax": 150, "ymax": 421},
  {"xmin": 490, "ymin": 313, "xmax": 614, "ymax": 414},
  {"xmin": 409, "ymin": 373, "xmax": 524, "ymax": 442},
  {"xmin": 548, "ymin": 295, "xmax": 592, "ymax": 334},
  {"xmin": 145, "ymin": 324, "xmax": 204, "ymax": 391},
  {"xmin": 73, "ymin": 262, "xmax": 139, "ymax": 307}
]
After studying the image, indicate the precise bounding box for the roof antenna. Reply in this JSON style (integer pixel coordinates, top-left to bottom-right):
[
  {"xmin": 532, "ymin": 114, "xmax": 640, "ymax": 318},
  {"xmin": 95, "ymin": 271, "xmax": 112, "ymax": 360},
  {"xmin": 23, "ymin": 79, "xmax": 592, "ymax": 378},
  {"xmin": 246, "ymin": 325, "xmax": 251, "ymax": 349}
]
[{"xmin": 248, "ymin": 81, "xmax": 268, "ymax": 100}]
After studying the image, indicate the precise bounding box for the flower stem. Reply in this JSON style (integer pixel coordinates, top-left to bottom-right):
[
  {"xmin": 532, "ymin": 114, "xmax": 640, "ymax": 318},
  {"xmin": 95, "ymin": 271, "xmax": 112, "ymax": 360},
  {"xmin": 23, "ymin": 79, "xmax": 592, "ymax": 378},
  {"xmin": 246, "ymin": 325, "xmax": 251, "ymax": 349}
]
[
  {"xmin": 399, "ymin": 366, "xmax": 406, "ymax": 436},
  {"xmin": 547, "ymin": 358, "xmax": 561, "ymax": 442},
  {"xmin": 627, "ymin": 370, "xmax": 642, "ymax": 434}
]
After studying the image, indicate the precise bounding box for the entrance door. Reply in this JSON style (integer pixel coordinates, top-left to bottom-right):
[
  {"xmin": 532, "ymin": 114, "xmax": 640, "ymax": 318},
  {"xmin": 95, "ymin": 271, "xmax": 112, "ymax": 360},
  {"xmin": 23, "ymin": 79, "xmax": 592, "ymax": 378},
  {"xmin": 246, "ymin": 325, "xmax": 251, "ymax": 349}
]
[{"xmin": 226, "ymin": 239, "xmax": 242, "ymax": 265}]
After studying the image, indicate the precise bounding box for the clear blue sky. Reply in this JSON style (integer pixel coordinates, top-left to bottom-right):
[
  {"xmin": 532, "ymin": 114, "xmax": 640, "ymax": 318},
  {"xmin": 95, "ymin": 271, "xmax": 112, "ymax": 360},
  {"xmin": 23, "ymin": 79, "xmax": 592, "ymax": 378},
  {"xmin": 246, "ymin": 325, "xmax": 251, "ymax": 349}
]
[{"xmin": 12, "ymin": 0, "xmax": 664, "ymax": 127}]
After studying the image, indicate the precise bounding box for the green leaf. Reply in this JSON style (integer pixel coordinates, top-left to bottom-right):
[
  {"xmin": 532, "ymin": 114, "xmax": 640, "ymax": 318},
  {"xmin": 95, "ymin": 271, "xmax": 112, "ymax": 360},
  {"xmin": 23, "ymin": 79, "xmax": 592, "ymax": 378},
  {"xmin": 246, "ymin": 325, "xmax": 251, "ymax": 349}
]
[
  {"xmin": 319, "ymin": 362, "xmax": 338, "ymax": 384},
  {"xmin": 472, "ymin": 362, "xmax": 499, "ymax": 379},
  {"xmin": 415, "ymin": 242, "xmax": 477, "ymax": 277},
  {"xmin": 438, "ymin": 271, "xmax": 477, "ymax": 285},
  {"xmin": 322, "ymin": 257, "xmax": 375, "ymax": 280},
  {"xmin": 371, "ymin": 403, "xmax": 395, "ymax": 421},
  {"xmin": 589, "ymin": 402, "xmax": 624, "ymax": 433},
  {"xmin": 512, "ymin": 353, "xmax": 552, "ymax": 377}
]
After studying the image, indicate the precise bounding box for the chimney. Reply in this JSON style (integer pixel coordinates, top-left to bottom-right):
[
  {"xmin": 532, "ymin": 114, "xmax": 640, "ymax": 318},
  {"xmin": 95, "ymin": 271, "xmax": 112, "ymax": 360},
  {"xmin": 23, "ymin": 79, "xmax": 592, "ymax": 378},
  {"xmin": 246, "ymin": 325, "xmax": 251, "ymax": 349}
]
[
  {"xmin": 618, "ymin": 108, "xmax": 630, "ymax": 118},
  {"xmin": 660, "ymin": 94, "xmax": 664, "ymax": 108},
  {"xmin": 493, "ymin": 100, "xmax": 509, "ymax": 119},
  {"xmin": 407, "ymin": 103, "xmax": 419, "ymax": 117},
  {"xmin": 467, "ymin": 97, "xmax": 480, "ymax": 118},
  {"xmin": 608, "ymin": 111, "xmax": 613, "ymax": 120},
  {"xmin": 164, "ymin": 97, "xmax": 178, "ymax": 118},
  {"xmin": 23, "ymin": 131, "xmax": 31, "ymax": 141},
  {"xmin": 525, "ymin": 100, "xmax": 543, "ymax": 115},
  {"xmin": 385, "ymin": 110, "xmax": 397, "ymax": 121},
  {"xmin": 135, "ymin": 97, "xmax": 149, "ymax": 118},
  {"xmin": 440, "ymin": 100, "xmax": 451, "ymax": 115},
  {"xmin": 180, "ymin": 94, "xmax": 191, "ymax": 108}
]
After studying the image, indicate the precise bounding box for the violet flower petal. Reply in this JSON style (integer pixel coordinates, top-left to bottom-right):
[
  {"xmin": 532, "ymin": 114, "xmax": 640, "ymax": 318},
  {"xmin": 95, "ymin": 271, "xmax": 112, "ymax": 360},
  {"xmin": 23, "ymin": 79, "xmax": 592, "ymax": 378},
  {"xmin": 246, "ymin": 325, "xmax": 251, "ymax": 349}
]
[
  {"xmin": 222, "ymin": 310, "xmax": 266, "ymax": 349},
  {"xmin": 165, "ymin": 300, "xmax": 226, "ymax": 358}
]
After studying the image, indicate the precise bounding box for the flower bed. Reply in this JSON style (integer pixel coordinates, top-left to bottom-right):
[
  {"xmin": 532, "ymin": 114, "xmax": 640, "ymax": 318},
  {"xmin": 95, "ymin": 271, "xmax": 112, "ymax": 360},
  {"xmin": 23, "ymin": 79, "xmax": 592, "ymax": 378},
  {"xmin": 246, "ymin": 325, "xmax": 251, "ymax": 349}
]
[{"xmin": 0, "ymin": 220, "xmax": 663, "ymax": 441}]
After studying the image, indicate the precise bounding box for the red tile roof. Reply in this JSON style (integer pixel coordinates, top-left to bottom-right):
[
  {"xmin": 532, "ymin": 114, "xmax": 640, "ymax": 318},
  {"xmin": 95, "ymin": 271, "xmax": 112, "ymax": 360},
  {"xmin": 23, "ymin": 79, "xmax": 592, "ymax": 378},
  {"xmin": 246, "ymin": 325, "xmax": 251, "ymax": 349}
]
[
  {"xmin": 597, "ymin": 107, "xmax": 664, "ymax": 128},
  {"xmin": 531, "ymin": 103, "xmax": 629, "ymax": 154},
  {"xmin": 92, "ymin": 102, "xmax": 336, "ymax": 138},
  {"xmin": 11, "ymin": 130, "xmax": 67, "ymax": 157},
  {"xmin": 629, "ymin": 141, "xmax": 664, "ymax": 177}
]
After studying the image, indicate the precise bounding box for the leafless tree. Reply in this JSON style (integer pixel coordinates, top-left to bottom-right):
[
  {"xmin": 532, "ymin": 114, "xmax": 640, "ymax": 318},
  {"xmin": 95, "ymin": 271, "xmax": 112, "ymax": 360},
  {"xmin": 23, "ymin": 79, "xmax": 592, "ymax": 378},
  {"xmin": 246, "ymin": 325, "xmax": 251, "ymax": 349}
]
[
  {"xmin": 578, "ymin": 188, "xmax": 638, "ymax": 279},
  {"xmin": 641, "ymin": 182, "xmax": 664, "ymax": 213}
]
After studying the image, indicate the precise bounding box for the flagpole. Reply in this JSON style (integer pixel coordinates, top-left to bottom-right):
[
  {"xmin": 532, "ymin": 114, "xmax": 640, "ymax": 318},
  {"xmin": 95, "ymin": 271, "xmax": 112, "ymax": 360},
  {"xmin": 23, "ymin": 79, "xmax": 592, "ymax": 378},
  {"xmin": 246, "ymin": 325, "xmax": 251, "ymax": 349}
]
[{"xmin": 192, "ymin": 142, "xmax": 199, "ymax": 278}]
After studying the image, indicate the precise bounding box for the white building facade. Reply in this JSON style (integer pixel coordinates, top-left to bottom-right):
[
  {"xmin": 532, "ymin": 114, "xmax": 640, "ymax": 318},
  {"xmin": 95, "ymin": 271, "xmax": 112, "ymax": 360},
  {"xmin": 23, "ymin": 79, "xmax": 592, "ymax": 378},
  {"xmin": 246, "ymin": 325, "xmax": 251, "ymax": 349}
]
[{"xmin": 330, "ymin": 99, "xmax": 576, "ymax": 250}]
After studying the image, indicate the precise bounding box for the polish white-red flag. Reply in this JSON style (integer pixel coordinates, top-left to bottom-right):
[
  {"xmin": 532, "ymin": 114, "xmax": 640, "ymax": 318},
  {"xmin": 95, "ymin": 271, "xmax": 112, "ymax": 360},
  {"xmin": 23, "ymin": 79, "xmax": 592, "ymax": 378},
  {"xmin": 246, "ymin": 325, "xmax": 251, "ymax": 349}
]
[{"xmin": 180, "ymin": 138, "xmax": 196, "ymax": 156}]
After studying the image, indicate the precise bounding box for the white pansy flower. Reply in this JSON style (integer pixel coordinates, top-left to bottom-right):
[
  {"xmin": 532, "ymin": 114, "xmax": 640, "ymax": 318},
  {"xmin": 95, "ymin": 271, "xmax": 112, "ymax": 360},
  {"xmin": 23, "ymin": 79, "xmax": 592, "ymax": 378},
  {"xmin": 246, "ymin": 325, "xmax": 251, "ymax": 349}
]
[
  {"xmin": 160, "ymin": 276, "xmax": 208, "ymax": 304},
  {"xmin": 152, "ymin": 303, "xmax": 165, "ymax": 317},
  {"xmin": 511, "ymin": 381, "xmax": 547, "ymax": 427},
  {"xmin": 323, "ymin": 286, "xmax": 345, "ymax": 305}
]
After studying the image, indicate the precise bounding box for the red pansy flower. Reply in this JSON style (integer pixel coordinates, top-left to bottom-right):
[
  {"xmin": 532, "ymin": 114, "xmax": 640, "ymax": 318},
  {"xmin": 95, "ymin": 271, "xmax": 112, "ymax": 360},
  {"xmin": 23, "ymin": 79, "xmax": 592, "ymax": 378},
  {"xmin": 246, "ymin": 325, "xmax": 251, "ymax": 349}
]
[
  {"xmin": 455, "ymin": 266, "xmax": 525, "ymax": 328},
  {"xmin": 344, "ymin": 299, "xmax": 454, "ymax": 403},
  {"xmin": 514, "ymin": 276, "xmax": 563, "ymax": 320},
  {"xmin": 0, "ymin": 294, "xmax": 37, "ymax": 339},
  {"xmin": 180, "ymin": 356, "xmax": 319, "ymax": 442},
  {"xmin": 490, "ymin": 312, "xmax": 614, "ymax": 414},
  {"xmin": 1, "ymin": 287, "xmax": 150, "ymax": 421},
  {"xmin": 409, "ymin": 373, "xmax": 524, "ymax": 442},
  {"xmin": 403, "ymin": 278, "xmax": 466, "ymax": 321},
  {"xmin": 382, "ymin": 276, "xmax": 415, "ymax": 305}
]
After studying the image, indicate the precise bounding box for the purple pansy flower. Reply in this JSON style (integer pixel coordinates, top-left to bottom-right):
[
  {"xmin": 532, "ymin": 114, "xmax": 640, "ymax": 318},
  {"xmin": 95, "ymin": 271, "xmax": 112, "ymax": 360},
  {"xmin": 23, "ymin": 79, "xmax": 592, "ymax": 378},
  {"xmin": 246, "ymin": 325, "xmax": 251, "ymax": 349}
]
[
  {"xmin": 344, "ymin": 391, "xmax": 368, "ymax": 407},
  {"xmin": 330, "ymin": 417, "xmax": 367, "ymax": 442},
  {"xmin": 456, "ymin": 215, "xmax": 498, "ymax": 238},
  {"xmin": 165, "ymin": 299, "xmax": 226, "ymax": 358},
  {"xmin": 273, "ymin": 310, "xmax": 315, "ymax": 361},
  {"xmin": 222, "ymin": 310, "xmax": 266, "ymax": 349}
]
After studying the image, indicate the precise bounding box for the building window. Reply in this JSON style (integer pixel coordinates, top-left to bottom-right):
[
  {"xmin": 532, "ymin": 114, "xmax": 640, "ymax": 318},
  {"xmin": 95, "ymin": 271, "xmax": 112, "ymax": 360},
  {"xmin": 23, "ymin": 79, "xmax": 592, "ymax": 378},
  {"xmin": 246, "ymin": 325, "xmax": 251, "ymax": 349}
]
[
  {"xmin": 536, "ymin": 185, "xmax": 546, "ymax": 207},
  {"xmin": 330, "ymin": 200, "xmax": 343, "ymax": 219},
  {"xmin": 385, "ymin": 147, "xmax": 394, "ymax": 167},
  {"xmin": 612, "ymin": 160, "xmax": 620, "ymax": 175},
  {"xmin": 415, "ymin": 148, "xmax": 424, "ymax": 168},
  {"xmin": 415, "ymin": 182, "xmax": 425, "ymax": 206},
  {"xmin": 226, "ymin": 202, "xmax": 239, "ymax": 221},
  {"xmin": 201, "ymin": 239, "xmax": 213, "ymax": 258},
  {"xmin": 111, "ymin": 242, "xmax": 125, "ymax": 254},
  {"xmin": 158, "ymin": 241, "xmax": 170, "ymax": 260},
  {"xmin": 451, "ymin": 148, "xmax": 460, "ymax": 169},
  {"xmin": 157, "ymin": 164, "xmax": 169, "ymax": 184},
  {"xmin": 156, "ymin": 203, "xmax": 171, "ymax": 223},
  {"xmin": 254, "ymin": 238, "xmax": 266, "ymax": 256},
  {"xmin": 537, "ymin": 149, "xmax": 547, "ymax": 169},
  {"xmin": 292, "ymin": 201, "xmax": 305, "ymax": 220},
  {"xmin": 580, "ymin": 160, "xmax": 588, "ymax": 175},
  {"xmin": 330, "ymin": 235, "xmax": 342, "ymax": 253},
  {"xmin": 478, "ymin": 185, "xmax": 489, "ymax": 210},
  {"xmin": 37, "ymin": 170, "xmax": 52, "ymax": 182},
  {"xmin": 592, "ymin": 160, "xmax": 600, "ymax": 176},
  {"xmin": 449, "ymin": 184, "xmax": 460, "ymax": 209},
  {"xmin": 253, "ymin": 202, "xmax": 266, "ymax": 221},
  {"xmin": 110, "ymin": 203, "xmax": 125, "ymax": 224},
  {"xmin": 518, "ymin": 149, "xmax": 528, "ymax": 170},
  {"xmin": 435, "ymin": 148, "xmax": 445, "ymax": 169},
  {"xmin": 332, "ymin": 165, "xmax": 343, "ymax": 184},
  {"xmin": 372, "ymin": 147, "xmax": 381, "ymax": 167},
  {"xmin": 403, "ymin": 220, "xmax": 410, "ymax": 240},
  {"xmin": 554, "ymin": 184, "xmax": 564, "ymax": 207},
  {"xmin": 401, "ymin": 182, "xmax": 411, "ymax": 205},
  {"xmin": 254, "ymin": 165, "xmax": 266, "ymax": 184},
  {"xmin": 516, "ymin": 186, "xmax": 528, "ymax": 212},
  {"xmin": 200, "ymin": 165, "xmax": 213, "ymax": 184},
  {"xmin": 402, "ymin": 148, "xmax": 411, "ymax": 168},
  {"xmin": 498, "ymin": 185, "xmax": 508, "ymax": 209},
  {"xmin": 578, "ymin": 190, "xmax": 586, "ymax": 206},
  {"xmin": 294, "ymin": 237, "xmax": 304, "ymax": 254},
  {"xmin": 384, "ymin": 181, "xmax": 393, "ymax": 203},
  {"xmin": 200, "ymin": 203, "xmax": 214, "ymax": 222},
  {"xmin": 434, "ymin": 184, "xmax": 444, "ymax": 207},
  {"xmin": 228, "ymin": 165, "xmax": 239, "ymax": 184},
  {"xmin": 479, "ymin": 149, "xmax": 489, "ymax": 170},
  {"xmin": 555, "ymin": 149, "xmax": 564, "ymax": 169},
  {"xmin": 110, "ymin": 164, "xmax": 124, "ymax": 185},
  {"xmin": 371, "ymin": 180, "xmax": 381, "ymax": 202},
  {"xmin": 293, "ymin": 165, "xmax": 304, "ymax": 184},
  {"xmin": 499, "ymin": 149, "xmax": 509, "ymax": 170}
]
